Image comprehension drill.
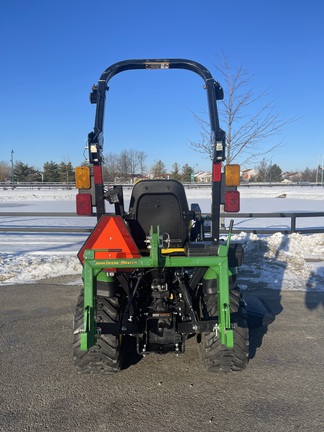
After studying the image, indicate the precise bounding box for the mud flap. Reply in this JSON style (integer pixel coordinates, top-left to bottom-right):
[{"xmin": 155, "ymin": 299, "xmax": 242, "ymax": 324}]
[{"xmin": 243, "ymin": 295, "xmax": 275, "ymax": 328}]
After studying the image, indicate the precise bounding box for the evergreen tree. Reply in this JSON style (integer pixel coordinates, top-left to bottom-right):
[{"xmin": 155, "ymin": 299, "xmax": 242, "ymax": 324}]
[
  {"xmin": 26, "ymin": 167, "xmax": 42, "ymax": 182},
  {"xmin": 14, "ymin": 161, "xmax": 40, "ymax": 182},
  {"xmin": 150, "ymin": 160, "xmax": 166, "ymax": 178},
  {"xmin": 59, "ymin": 162, "xmax": 74, "ymax": 183},
  {"xmin": 301, "ymin": 167, "xmax": 317, "ymax": 182},
  {"xmin": 170, "ymin": 162, "xmax": 181, "ymax": 181},
  {"xmin": 43, "ymin": 161, "xmax": 60, "ymax": 182},
  {"xmin": 270, "ymin": 164, "xmax": 282, "ymax": 182},
  {"xmin": 181, "ymin": 164, "xmax": 194, "ymax": 182},
  {"xmin": 255, "ymin": 161, "xmax": 282, "ymax": 183}
]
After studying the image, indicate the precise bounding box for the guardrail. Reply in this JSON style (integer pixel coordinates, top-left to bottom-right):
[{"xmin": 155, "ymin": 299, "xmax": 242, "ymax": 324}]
[
  {"xmin": 1, "ymin": 181, "xmax": 324, "ymax": 189},
  {"xmin": 1, "ymin": 212, "xmax": 324, "ymax": 234},
  {"xmin": 223, "ymin": 212, "xmax": 324, "ymax": 234},
  {"xmin": 0, "ymin": 182, "xmax": 75, "ymax": 189},
  {"xmin": 0, "ymin": 212, "xmax": 92, "ymax": 233}
]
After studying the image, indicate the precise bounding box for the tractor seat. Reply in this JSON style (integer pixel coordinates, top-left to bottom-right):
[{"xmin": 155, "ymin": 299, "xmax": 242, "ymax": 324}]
[{"xmin": 126, "ymin": 179, "xmax": 192, "ymax": 250}]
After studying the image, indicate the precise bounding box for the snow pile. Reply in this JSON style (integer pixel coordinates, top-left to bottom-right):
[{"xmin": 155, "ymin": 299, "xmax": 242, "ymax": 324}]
[
  {"xmin": 1, "ymin": 186, "xmax": 324, "ymax": 290},
  {"xmin": 0, "ymin": 188, "xmax": 78, "ymax": 202},
  {"xmin": 236, "ymin": 231, "xmax": 324, "ymax": 292},
  {"xmin": 0, "ymin": 253, "xmax": 81, "ymax": 283}
]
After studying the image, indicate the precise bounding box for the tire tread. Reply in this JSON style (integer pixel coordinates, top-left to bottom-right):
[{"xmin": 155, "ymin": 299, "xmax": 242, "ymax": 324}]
[
  {"xmin": 73, "ymin": 290, "xmax": 121, "ymax": 374},
  {"xmin": 199, "ymin": 288, "xmax": 249, "ymax": 373}
]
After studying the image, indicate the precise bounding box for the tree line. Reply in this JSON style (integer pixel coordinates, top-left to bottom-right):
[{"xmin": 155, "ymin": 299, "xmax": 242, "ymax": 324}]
[
  {"xmin": 0, "ymin": 150, "xmax": 197, "ymax": 183},
  {"xmin": 0, "ymin": 154, "xmax": 321, "ymax": 184},
  {"xmin": 103, "ymin": 151, "xmax": 196, "ymax": 182},
  {"xmin": 0, "ymin": 161, "xmax": 75, "ymax": 183},
  {"xmin": 249, "ymin": 160, "xmax": 322, "ymax": 183}
]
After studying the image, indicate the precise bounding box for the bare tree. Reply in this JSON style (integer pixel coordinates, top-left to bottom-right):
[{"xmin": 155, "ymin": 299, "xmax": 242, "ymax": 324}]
[
  {"xmin": 118, "ymin": 150, "xmax": 131, "ymax": 180},
  {"xmin": 128, "ymin": 149, "xmax": 147, "ymax": 176},
  {"xmin": 190, "ymin": 54, "xmax": 296, "ymax": 166},
  {"xmin": 103, "ymin": 152, "xmax": 119, "ymax": 182},
  {"xmin": 137, "ymin": 151, "xmax": 147, "ymax": 176},
  {"xmin": 103, "ymin": 150, "xmax": 147, "ymax": 182},
  {"xmin": 0, "ymin": 161, "xmax": 10, "ymax": 182},
  {"xmin": 127, "ymin": 149, "xmax": 138, "ymax": 176}
]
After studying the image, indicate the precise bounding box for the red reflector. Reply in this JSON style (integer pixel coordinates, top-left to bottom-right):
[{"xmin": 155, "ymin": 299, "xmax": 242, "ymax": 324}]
[
  {"xmin": 93, "ymin": 164, "xmax": 103, "ymax": 185},
  {"xmin": 78, "ymin": 215, "xmax": 141, "ymax": 263},
  {"xmin": 212, "ymin": 162, "xmax": 222, "ymax": 182},
  {"xmin": 224, "ymin": 191, "xmax": 240, "ymax": 212},
  {"xmin": 76, "ymin": 193, "xmax": 92, "ymax": 215}
]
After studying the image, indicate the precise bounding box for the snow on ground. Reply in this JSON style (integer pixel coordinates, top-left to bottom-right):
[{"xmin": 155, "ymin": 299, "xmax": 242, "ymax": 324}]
[{"xmin": 1, "ymin": 185, "xmax": 324, "ymax": 291}]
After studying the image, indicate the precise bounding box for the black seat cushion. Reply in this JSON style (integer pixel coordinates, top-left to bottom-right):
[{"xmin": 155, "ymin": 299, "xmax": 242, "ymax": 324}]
[{"xmin": 127, "ymin": 180, "xmax": 191, "ymax": 249}]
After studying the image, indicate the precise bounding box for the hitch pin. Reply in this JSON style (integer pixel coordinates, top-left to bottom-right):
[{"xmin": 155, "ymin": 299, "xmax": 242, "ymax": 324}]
[{"xmin": 213, "ymin": 324, "xmax": 219, "ymax": 337}]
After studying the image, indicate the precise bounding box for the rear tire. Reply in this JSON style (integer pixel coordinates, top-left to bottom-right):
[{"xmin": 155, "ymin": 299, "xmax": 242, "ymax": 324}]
[
  {"xmin": 199, "ymin": 287, "xmax": 249, "ymax": 372},
  {"xmin": 73, "ymin": 290, "xmax": 122, "ymax": 374}
]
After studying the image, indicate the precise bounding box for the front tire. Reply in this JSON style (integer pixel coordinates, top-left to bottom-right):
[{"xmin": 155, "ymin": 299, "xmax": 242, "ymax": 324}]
[
  {"xmin": 199, "ymin": 287, "xmax": 249, "ymax": 372},
  {"xmin": 73, "ymin": 290, "xmax": 122, "ymax": 374}
]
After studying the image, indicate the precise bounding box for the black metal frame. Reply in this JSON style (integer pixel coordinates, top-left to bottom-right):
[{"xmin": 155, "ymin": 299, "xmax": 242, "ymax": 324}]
[
  {"xmin": 87, "ymin": 59, "xmax": 226, "ymax": 242},
  {"xmin": 2, "ymin": 212, "xmax": 324, "ymax": 235}
]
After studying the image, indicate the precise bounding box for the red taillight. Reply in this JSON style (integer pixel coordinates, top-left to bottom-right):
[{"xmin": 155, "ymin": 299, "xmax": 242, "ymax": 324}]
[
  {"xmin": 93, "ymin": 164, "xmax": 103, "ymax": 185},
  {"xmin": 212, "ymin": 162, "xmax": 222, "ymax": 182},
  {"xmin": 76, "ymin": 193, "xmax": 92, "ymax": 215},
  {"xmin": 224, "ymin": 191, "xmax": 240, "ymax": 212}
]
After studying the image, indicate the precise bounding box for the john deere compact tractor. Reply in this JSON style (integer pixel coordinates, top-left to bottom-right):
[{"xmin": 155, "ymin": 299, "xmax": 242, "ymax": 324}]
[{"xmin": 73, "ymin": 59, "xmax": 250, "ymax": 374}]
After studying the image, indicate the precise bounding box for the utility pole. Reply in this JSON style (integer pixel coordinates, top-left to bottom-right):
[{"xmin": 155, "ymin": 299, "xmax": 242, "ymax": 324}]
[
  {"xmin": 315, "ymin": 154, "xmax": 319, "ymax": 185},
  {"xmin": 10, "ymin": 150, "xmax": 14, "ymax": 188}
]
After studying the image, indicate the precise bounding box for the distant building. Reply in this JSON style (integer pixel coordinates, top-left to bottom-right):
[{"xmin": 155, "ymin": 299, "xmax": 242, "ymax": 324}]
[
  {"xmin": 147, "ymin": 173, "xmax": 170, "ymax": 180},
  {"xmin": 194, "ymin": 171, "xmax": 212, "ymax": 182},
  {"xmin": 241, "ymin": 169, "xmax": 257, "ymax": 181},
  {"xmin": 282, "ymin": 172, "xmax": 302, "ymax": 182}
]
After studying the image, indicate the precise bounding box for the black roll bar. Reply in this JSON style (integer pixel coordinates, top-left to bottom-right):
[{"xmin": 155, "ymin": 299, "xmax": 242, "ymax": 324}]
[
  {"xmin": 88, "ymin": 59, "xmax": 226, "ymax": 241},
  {"xmin": 89, "ymin": 59, "xmax": 225, "ymax": 165}
]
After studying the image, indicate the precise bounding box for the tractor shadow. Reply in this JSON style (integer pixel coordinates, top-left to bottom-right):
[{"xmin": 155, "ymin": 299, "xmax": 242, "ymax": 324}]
[
  {"xmin": 305, "ymin": 267, "xmax": 324, "ymax": 310},
  {"xmin": 121, "ymin": 336, "xmax": 143, "ymax": 370},
  {"xmin": 238, "ymin": 234, "xmax": 287, "ymax": 360}
]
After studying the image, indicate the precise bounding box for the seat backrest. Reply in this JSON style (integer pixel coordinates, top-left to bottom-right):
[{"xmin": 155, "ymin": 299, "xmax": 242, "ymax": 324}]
[{"xmin": 127, "ymin": 180, "xmax": 190, "ymax": 249}]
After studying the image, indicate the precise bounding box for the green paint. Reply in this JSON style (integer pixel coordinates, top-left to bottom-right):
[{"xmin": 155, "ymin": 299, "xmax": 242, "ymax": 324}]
[{"xmin": 80, "ymin": 228, "xmax": 235, "ymax": 351}]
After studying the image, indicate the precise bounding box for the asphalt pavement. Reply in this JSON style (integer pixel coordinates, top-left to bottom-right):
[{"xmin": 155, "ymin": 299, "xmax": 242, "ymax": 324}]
[{"xmin": 1, "ymin": 276, "xmax": 324, "ymax": 432}]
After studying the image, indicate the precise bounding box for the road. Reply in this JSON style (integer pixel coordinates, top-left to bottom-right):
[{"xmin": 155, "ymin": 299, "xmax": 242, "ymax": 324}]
[{"xmin": 1, "ymin": 277, "xmax": 324, "ymax": 432}]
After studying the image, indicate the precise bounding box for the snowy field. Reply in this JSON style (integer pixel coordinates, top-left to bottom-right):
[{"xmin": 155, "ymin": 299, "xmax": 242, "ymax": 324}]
[{"xmin": 0, "ymin": 186, "xmax": 324, "ymax": 292}]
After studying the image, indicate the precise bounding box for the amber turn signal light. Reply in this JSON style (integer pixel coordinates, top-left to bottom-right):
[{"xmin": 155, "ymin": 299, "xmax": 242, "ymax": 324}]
[
  {"xmin": 75, "ymin": 166, "xmax": 91, "ymax": 189},
  {"xmin": 225, "ymin": 164, "xmax": 240, "ymax": 187}
]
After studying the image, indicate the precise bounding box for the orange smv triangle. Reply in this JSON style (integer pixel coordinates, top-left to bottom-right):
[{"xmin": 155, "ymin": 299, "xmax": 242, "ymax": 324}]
[{"xmin": 78, "ymin": 215, "xmax": 141, "ymax": 263}]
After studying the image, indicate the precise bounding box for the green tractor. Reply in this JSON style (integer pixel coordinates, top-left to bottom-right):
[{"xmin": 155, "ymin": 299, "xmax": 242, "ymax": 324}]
[{"xmin": 73, "ymin": 59, "xmax": 263, "ymax": 374}]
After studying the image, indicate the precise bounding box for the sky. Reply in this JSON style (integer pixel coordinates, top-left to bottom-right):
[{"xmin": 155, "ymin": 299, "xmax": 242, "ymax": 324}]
[{"xmin": 1, "ymin": 0, "xmax": 323, "ymax": 173}]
